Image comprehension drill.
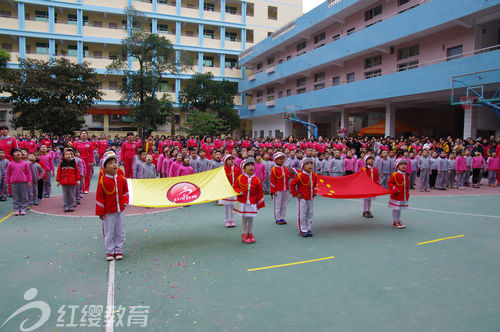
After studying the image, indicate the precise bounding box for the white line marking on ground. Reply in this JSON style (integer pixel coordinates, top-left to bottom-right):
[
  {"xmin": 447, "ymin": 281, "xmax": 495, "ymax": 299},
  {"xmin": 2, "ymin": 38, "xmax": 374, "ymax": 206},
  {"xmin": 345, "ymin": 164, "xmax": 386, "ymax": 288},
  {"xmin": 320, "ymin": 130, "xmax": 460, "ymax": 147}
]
[{"xmin": 106, "ymin": 260, "xmax": 115, "ymax": 332}]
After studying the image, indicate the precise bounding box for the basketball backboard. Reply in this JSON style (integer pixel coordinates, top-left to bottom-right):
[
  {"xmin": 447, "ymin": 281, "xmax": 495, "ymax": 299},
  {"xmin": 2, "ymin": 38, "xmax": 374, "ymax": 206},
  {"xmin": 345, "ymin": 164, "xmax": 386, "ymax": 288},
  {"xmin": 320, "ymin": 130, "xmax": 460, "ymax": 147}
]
[{"xmin": 451, "ymin": 68, "xmax": 500, "ymax": 106}]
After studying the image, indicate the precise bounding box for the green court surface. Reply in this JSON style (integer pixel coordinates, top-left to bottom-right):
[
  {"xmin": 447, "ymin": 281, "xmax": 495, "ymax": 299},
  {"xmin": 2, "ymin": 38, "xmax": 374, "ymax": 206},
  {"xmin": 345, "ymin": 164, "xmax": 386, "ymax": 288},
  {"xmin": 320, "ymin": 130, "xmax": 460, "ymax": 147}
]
[{"xmin": 0, "ymin": 172, "xmax": 499, "ymax": 332}]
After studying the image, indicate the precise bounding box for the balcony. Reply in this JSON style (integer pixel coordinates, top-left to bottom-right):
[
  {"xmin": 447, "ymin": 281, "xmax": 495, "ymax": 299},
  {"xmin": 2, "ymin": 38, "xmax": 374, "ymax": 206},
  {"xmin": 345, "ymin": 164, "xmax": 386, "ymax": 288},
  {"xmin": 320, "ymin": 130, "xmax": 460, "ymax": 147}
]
[
  {"xmin": 132, "ymin": 0, "xmax": 153, "ymax": 12},
  {"xmin": 24, "ymin": 20, "xmax": 49, "ymax": 33},
  {"xmin": 25, "ymin": 53, "xmax": 50, "ymax": 61},
  {"xmin": 203, "ymin": 38, "xmax": 220, "ymax": 49},
  {"xmin": 158, "ymin": 92, "xmax": 176, "ymax": 102},
  {"xmin": 157, "ymin": 2, "xmax": 177, "ymax": 15},
  {"xmin": 204, "ymin": 10, "xmax": 221, "ymax": 21},
  {"xmin": 265, "ymin": 100, "xmax": 275, "ymax": 107},
  {"xmin": 83, "ymin": 26, "xmax": 126, "ymax": 40},
  {"xmin": 86, "ymin": 57, "xmax": 113, "ymax": 69},
  {"xmin": 248, "ymin": 74, "xmax": 256, "ymax": 81},
  {"xmin": 82, "ymin": 0, "xmax": 128, "ymax": 8},
  {"xmin": 248, "ymin": 104, "xmax": 256, "ymax": 110},
  {"xmin": 101, "ymin": 89, "xmax": 122, "ymax": 101},
  {"xmin": 225, "ymin": 40, "xmax": 241, "ymax": 50},
  {"xmin": 203, "ymin": 66, "xmax": 220, "ymax": 76},
  {"xmin": 225, "ymin": 68, "xmax": 242, "ymax": 78},
  {"xmin": 266, "ymin": 66, "xmax": 275, "ymax": 74},
  {"xmin": 225, "ymin": 12, "xmax": 242, "ymax": 24},
  {"xmin": 180, "ymin": 35, "xmax": 199, "ymax": 47},
  {"xmin": 233, "ymin": 95, "xmax": 242, "ymax": 105},
  {"xmin": 54, "ymin": 23, "xmax": 78, "ymax": 35},
  {"xmin": 7, "ymin": 52, "xmax": 20, "ymax": 63},
  {"xmin": 2, "ymin": 17, "xmax": 18, "ymax": 30},
  {"xmin": 180, "ymin": 5, "xmax": 198, "ymax": 17}
]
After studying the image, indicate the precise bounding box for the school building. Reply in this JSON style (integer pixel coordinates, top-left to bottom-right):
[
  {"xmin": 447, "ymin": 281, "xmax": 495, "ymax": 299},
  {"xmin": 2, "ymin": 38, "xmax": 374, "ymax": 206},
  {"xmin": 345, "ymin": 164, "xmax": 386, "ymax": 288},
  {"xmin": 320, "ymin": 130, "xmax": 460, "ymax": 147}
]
[
  {"xmin": 237, "ymin": 0, "xmax": 500, "ymax": 139},
  {"xmin": 0, "ymin": 0, "xmax": 302, "ymax": 135}
]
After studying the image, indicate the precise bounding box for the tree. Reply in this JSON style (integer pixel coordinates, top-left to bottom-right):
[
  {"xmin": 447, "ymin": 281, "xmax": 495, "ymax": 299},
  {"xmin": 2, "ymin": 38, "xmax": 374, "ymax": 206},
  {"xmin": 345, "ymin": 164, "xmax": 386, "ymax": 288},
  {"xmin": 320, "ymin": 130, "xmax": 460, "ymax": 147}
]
[
  {"xmin": 179, "ymin": 73, "xmax": 239, "ymax": 136},
  {"xmin": 0, "ymin": 57, "xmax": 103, "ymax": 135},
  {"xmin": 0, "ymin": 48, "xmax": 9, "ymax": 68},
  {"xmin": 107, "ymin": 8, "xmax": 192, "ymax": 143}
]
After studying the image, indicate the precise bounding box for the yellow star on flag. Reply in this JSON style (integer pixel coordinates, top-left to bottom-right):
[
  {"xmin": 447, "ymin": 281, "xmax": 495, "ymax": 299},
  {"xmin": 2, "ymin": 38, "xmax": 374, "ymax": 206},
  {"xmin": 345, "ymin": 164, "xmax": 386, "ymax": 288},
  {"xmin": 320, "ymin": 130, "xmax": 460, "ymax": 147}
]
[
  {"xmin": 330, "ymin": 190, "xmax": 335, "ymax": 194},
  {"xmin": 319, "ymin": 179, "xmax": 324, "ymax": 183},
  {"xmin": 326, "ymin": 184, "xmax": 331, "ymax": 188}
]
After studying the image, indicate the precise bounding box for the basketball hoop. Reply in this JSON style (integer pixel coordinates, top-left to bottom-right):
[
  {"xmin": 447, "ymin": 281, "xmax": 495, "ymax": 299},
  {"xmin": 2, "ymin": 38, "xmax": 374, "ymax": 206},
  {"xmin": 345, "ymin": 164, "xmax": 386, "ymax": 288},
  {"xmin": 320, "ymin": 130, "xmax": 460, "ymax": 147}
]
[{"xmin": 459, "ymin": 96, "xmax": 477, "ymax": 112}]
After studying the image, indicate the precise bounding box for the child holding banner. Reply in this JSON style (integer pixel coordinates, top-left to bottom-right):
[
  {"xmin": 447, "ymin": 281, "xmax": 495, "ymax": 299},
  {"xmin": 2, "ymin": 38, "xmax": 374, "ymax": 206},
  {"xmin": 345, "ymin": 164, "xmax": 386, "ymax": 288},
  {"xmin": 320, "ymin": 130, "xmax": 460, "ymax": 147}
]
[
  {"xmin": 219, "ymin": 155, "xmax": 241, "ymax": 227},
  {"xmin": 387, "ymin": 158, "xmax": 410, "ymax": 229},
  {"xmin": 361, "ymin": 154, "xmax": 379, "ymax": 218},
  {"xmin": 290, "ymin": 158, "xmax": 318, "ymax": 237},
  {"xmin": 233, "ymin": 158, "xmax": 265, "ymax": 244},
  {"xmin": 96, "ymin": 152, "xmax": 129, "ymax": 261}
]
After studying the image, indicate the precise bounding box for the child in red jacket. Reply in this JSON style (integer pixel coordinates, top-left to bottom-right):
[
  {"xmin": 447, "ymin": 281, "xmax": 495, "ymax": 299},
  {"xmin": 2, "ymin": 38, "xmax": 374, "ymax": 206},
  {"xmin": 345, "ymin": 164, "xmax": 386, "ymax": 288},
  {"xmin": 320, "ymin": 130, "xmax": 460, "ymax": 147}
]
[
  {"xmin": 361, "ymin": 154, "xmax": 380, "ymax": 218},
  {"xmin": 96, "ymin": 152, "xmax": 129, "ymax": 261},
  {"xmin": 233, "ymin": 158, "xmax": 265, "ymax": 244},
  {"xmin": 290, "ymin": 158, "xmax": 318, "ymax": 237},
  {"xmin": 56, "ymin": 149, "xmax": 81, "ymax": 212},
  {"xmin": 270, "ymin": 152, "xmax": 295, "ymax": 225},
  {"xmin": 387, "ymin": 158, "xmax": 410, "ymax": 229}
]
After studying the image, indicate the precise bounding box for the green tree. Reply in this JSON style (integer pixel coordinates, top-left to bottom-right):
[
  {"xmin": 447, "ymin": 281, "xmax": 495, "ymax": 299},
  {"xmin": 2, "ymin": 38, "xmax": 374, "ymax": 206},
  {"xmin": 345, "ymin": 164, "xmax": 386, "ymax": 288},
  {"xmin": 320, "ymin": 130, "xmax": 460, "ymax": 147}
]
[
  {"xmin": 0, "ymin": 57, "xmax": 103, "ymax": 135},
  {"xmin": 107, "ymin": 8, "xmax": 192, "ymax": 142},
  {"xmin": 179, "ymin": 72, "xmax": 239, "ymax": 136},
  {"xmin": 0, "ymin": 48, "xmax": 9, "ymax": 68}
]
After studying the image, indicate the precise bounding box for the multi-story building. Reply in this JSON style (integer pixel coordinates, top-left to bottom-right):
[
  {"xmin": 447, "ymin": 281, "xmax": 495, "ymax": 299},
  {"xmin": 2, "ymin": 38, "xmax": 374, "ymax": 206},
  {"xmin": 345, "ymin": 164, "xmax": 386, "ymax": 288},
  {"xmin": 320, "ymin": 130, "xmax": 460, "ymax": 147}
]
[
  {"xmin": 238, "ymin": 0, "xmax": 500, "ymax": 139},
  {"xmin": 0, "ymin": 0, "xmax": 302, "ymax": 135}
]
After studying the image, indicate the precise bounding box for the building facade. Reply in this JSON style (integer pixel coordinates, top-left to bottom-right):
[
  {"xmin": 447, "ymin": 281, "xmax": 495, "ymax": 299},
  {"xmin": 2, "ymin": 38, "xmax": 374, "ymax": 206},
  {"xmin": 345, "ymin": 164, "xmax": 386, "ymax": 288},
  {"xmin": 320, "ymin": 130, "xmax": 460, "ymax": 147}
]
[
  {"xmin": 0, "ymin": 0, "xmax": 302, "ymax": 135},
  {"xmin": 238, "ymin": 0, "xmax": 500, "ymax": 139}
]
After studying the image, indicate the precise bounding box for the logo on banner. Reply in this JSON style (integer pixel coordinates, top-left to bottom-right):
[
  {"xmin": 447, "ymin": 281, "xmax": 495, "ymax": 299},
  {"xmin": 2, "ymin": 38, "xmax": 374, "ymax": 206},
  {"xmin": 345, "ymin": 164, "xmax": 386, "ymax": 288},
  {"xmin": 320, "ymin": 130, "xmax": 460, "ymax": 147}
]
[{"xmin": 166, "ymin": 182, "xmax": 201, "ymax": 203}]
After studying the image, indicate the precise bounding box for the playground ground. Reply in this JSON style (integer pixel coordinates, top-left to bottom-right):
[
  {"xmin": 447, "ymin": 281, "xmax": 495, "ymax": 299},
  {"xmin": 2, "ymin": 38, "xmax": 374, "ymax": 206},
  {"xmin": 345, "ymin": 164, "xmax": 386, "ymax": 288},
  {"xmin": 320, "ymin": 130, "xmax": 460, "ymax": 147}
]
[{"xmin": 0, "ymin": 169, "xmax": 499, "ymax": 332}]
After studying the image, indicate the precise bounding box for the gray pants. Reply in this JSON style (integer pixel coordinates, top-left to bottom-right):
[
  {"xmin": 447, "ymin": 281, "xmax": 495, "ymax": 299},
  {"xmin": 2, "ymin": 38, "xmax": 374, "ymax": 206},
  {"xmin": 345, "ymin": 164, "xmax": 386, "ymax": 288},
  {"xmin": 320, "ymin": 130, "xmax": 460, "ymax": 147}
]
[
  {"xmin": 76, "ymin": 179, "xmax": 83, "ymax": 202},
  {"xmin": 419, "ymin": 169, "xmax": 430, "ymax": 191},
  {"xmin": 62, "ymin": 185, "xmax": 77, "ymax": 210},
  {"xmin": 0, "ymin": 177, "xmax": 7, "ymax": 199},
  {"xmin": 456, "ymin": 172, "xmax": 466, "ymax": 188},
  {"xmin": 263, "ymin": 179, "xmax": 270, "ymax": 193},
  {"xmin": 464, "ymin": 167, "xmax": 471, "ymax": 184},
  {"xmin": 297, "ymin": 198, "xmax": 314, "ymax": 233},
  {"xmin": 436, "ymin": 171, "xmax": 447, "ymax": 189},
  {"xmin": 273, "ymin": 191, "xmax": 289, "ymax": 221},
  {"xmin": 488, "ymin": 170, "xmax": 498, "ymax": 185},
  {"xmin": 43, "ymin": 173, "xmax": 52, "ymax": 196},
  {"xmin": 11, "ymin": 182, "xmax": 30, "ymax": 212},
  {"xmin": 102, "ymin": 211, "xmax": 126, "ymax": 255},
  {"xmin": 380, "ymin": 174, "xmax": 390, "ymax": 189},
  {"xmin": 409, "ymin": 171, "xmax": 417, "ymax": 188},
  {"xmin": 241, "ymin": 216, "xmax": 254, "ymax": 234},
  {"xmin": 448, "ymin": 170, "xmax": 456, "ymax": 187}
]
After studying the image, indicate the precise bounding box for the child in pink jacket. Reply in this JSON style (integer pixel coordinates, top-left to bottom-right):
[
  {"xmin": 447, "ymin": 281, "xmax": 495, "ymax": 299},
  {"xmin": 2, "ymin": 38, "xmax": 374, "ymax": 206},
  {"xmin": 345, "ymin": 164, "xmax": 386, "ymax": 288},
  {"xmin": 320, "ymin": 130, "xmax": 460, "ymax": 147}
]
[
  {"xmin": 486, "ymin": 152, "xmax": 498, "ymax": 187},
  {"xmin": 455, "ymin": 150, "xmax": 467, "ymax": 189},
  {"xmin": 254, "ymin": 155, "xmax": 266, "ymax": 184},
  {"xmin": 177, "ymin": 156, "xmax": 194, "ymax": 176},
  {"xmin": 5, "ymin": 149, "xmax": 32, "ymax": 215},
  {"xmin": 471, "ymin": 152, "xmax": 486, "ymax": 188}
]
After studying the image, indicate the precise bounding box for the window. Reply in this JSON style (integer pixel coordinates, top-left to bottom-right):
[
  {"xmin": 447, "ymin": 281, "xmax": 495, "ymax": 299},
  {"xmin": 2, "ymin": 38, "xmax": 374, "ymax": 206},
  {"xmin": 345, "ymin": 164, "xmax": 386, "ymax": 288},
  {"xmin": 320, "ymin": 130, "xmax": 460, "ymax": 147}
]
[
  {"xmin": 256, "ymin": 62, "xmax": 263, "ymax": 70},
  {"xmin": 158, "ymin": 24, "xmax": 168, "ymax": 33},
  {"xmin": 286, "ymin": 89, "xmax": 292, "ymax": 97},
  {"xmin": 397, "ymin": 60, "xmax": 419, "ymax": 71},
  {"xmin": 247, "ymin": 2, "xmax": 254, "ymax": 16},
  {"xmin": 0, "ymin": 111, "xmax": 7, "ymax": 121},
  {"xmin": 347, "ymin": 27, "xmax": 355, "ymax": 35},
  {"xmin": 398, "ymin": 0, "xmax": 410, "ymax": 5},
  {"xmin": 314, "ymin": 32, "xmax": 325, "ymax": 44},
  {"xmin": 314, "ymin": 72, "xmax": 325, "ymax": 82},
  {"xmin": 35, "ymin": 10, "xmax": 48, "ymax": 22},
  {"xmin": 286, "ymin": 55, "xmax": 292, "ymax": 61},
  {"xmin": 297, "ymin": 88, "xmax": 306, "ymax": 94},
  {"xmin": 364, "ymin": 69, "xmax": 381, "ymax": 79},
  {"xmin": 0, "ymin": 10, "xmax": 12, "ymax": 18},
  {"xmin": 346, "ymin": 72, "xmax": 355, "ymax": 83},
  {"xmin": 397, "ymin": 45, "xmax": 419, "ymax": 60},
  {"xmin": 225, "ymin": 57, "xmax": 237, "ymax": 68},
  {"xmin": 203, "ymin": 56, "xmax": 214, "ymax": 67},
  {"xmin": 93, "ymin": 50, "xmax": 102, "ymax": 58},
  {"xmin": 225, "ymin": 6, "xmax": 237, "ymax": 15},
  {"xmin": 296, "ymin": 77, "xmax": 306, "ymax": 87},
  {"xmin": 275, "ymin": 130, "xmax": 281, "ymax": 138},
  {"xmin": 92, "ymin": 114, "xmax": 104, "ymax": 122},
  {"xmin": 108, "ymin": 22, "xmax": 118, "ymax": 29},
  {"xmin": 2, "ymin": 43, "xmax": 12, "ymax": 52},
  {"xmin": 365, "ymin": 5, "xmax": 382, "ymax": 21},
  {"xmin": 260, "ymin": 130, "xmax": 264, "ymax": 138},
  {"xmin": 296, "ymin": 41, "xmax": 306, "ymax": 52},
  {"xmin": 203, "ymin": 3, "xmax": 214, "ymax": 12},
  {"xmin": 268, "ymin": 6, "xmax": 277, "ymax": 20},
  {"xmin": 203, "ymin": 29, "xmax": 214, "ymax": 39},
  {"xmin": 267, "ymin": 87, "xmax": 274, "ymax": 101},
  {"xmin": 225, "ymin": 32, "xmax": 237, "ymax": 41},
  {"xmin": 447, "ymin": 45, "xmax": 463, "ymax": 61},
  {"xmin": 68, "ymin": 45, "xmax": 77, "ymax": 57},
  {"xmin": 332, "ymin": 76, "xmax": 340, "ymax": 86},
  {"xmin": 365, "ymin": 55, "xmax": 382, "ymax": 68},
  {"xmin": 278, "ymin": 91, "xmax": 283, "ymax": 98},
  {"xmin": 256, "ymin": 90, "xmax": 263, "ymax": 103},
  {"xmin": 122, "ymin": 20, "xmax": 128, "ymax": 30},
  {"xmin": 332, "ymin": 33, "xmax": 340, "ymax": 41},
  {"xmin": 35, "ymin": 42, "xmax": 49, "ymax": 55},
  {"xmin": 267, "ymin": 57, "xmax": 274, "ymax": 65},
  {"xmin": 159, "ymin": 0, "xmax": 169, "ymax": 4},
  {"xmin": 185, "ymin": 30, "xmax": 194, "ymax": 37},
  {"xmin": 174, "ymin": 115, "xmax": 180, "ymax": 124},
  {"xmin": 159, "ymin": 80, "xmax": 169, "ymax": 92},
  {"xmin": 109, "ymin": 81, "xmax": 118, "ymax": 90},
  {"xmin": 93, "ymin": 21, "xmax": 102, "ymax": 28},
  {"xmin": 314, "ymin": 83, "xmax": 325, "ymax": 90},
  {"xmin": 109, "ymin": 52, "xmax": 118, "ymax": 60},
  {"xmin": 68, "ymin": 14, "xmax": 77, "ymax": 24}
]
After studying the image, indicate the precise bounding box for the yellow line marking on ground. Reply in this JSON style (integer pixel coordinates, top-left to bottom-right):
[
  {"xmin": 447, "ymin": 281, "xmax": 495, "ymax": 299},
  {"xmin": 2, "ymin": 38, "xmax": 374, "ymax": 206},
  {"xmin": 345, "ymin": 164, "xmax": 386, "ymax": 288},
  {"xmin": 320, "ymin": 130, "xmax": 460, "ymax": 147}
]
[
  {"xmin": 0, "ymin": 212, "xmax": 15, "ymax": 224},
  {"xmin": 248, "ymin": 256, "xmax": 335, "ymax": 272},
  {"xmin": 417, "ymin": 235, "xmax": 464, "ymax": 245}
]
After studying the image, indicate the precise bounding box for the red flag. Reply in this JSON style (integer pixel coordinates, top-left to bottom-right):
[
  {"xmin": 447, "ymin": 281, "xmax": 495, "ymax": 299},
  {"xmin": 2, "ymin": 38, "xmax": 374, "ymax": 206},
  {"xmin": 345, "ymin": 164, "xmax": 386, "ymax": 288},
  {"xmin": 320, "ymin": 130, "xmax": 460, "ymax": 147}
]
[{"xmin": 317, "ymin": 172, "xmax": 391, "ymax": 199}]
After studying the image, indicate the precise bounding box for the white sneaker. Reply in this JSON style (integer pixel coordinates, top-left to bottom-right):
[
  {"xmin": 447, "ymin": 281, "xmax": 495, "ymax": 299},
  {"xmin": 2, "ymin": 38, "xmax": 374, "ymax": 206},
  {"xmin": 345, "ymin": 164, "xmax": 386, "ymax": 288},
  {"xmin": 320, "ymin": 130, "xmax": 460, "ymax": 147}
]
[{"xmin": 397, "ymin": 222, "xmax": 406, "ymax": 229}]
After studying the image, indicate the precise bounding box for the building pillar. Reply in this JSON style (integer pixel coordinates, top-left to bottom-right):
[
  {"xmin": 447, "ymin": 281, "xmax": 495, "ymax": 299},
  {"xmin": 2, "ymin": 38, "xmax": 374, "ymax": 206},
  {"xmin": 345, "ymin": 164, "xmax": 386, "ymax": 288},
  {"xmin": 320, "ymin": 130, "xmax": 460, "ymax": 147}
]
[
  {"xmin": 175, "ymin": 78, "xmax": 181, "ymax": 103},
  {"xmin": 241, "ymin": 0, "xmax": 246, "ymax": 24},
  {"xmin": 198, "ymin": 52, "xmax": 203, "ymax": 73},
  {"xmin": 103, "ymin": 114, "xmax": 110, "ymax": 132},
  {"xmin": 77, "ymin": 9, "xmax": 83, "ymax": 35},
  {"xmin": 18, "ymin": 2, "xmax": 25, "ymax": 30},
  {"xmin": 463, "ymin": 106, "xmax": 477, "ymax": 139},
  {"xmin": 340, "ymin": 109, "xmax": 349, "ymax": 132},
  {"xmin": 152, "ymin": 0, "xmax": 157, "ymax": 12},
  {"xmin": 49, "ymin": 39, "xmax": 55, "ymax": 59},
  {"xmin": 176, "ymin": 21, "xmax": 181, "ymax": 44},
  {"xmin": 151, "ymin": 18, "xmax": 157, "ymax": 34},
  {"xmin": 198, "ymin": 24, "xmax": 204, "ymax": 47},
  {"xmin": 175, "ymin": 50, "xmax": 180, "ymax": 73},
  {"xmin": 220, "ymin": 26, "xmax": 225, "ymax": 49},
  {"xmin": 307, "ymin": 112, "xmax": 314, "ymax": 138},
  {"xmin": 241, "ymin": 28, "xmax": 246, "ymax": 50},
  {"xmin": 221, "ymin": 0, "xmax": 226, "ymax": 21},
  {"xmin": 199, "ymin": 0, "xmax": 204, "ymax": 18},
  {"xmin": 385, "ymin": 104, "xmax": 395, "ymax": 137},
  {"xmin": 77, "ymin": 40, "xmax": 83, "ymax": 64},
  {"xmin": 220, "ymin": 53, "xmax": 225, "ymax": 77},
  {"xmin": 48, "ymin": 6, "xmax": 55, "ymax": 33},
  {"xmin": 176, "ymin": 0, "xmax": 181, "ymax": 15},
  {"xmin": 241, "ymin": 92, "xmax": 246, "ymax": 106},
  {"xmin": 19, "ymin": 37, "xmax": 26, "ymax": 59}
]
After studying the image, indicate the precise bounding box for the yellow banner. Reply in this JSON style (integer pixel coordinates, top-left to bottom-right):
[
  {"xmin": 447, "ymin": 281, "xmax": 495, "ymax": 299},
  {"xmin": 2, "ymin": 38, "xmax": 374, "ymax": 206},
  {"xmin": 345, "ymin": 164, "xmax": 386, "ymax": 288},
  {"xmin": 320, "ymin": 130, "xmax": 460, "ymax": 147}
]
[{"xmin": 126, "ymin": 167, "xmax": 237, "ymax": 207}]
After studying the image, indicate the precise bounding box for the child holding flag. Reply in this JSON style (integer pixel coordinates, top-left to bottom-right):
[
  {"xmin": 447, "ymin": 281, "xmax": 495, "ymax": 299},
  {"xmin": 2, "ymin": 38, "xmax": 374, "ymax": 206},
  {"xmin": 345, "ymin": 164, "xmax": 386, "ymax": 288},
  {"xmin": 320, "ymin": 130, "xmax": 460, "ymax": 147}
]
[
  {"xmin": 219, "ymin": 155, "xmax": 241, "ymax": 228},
  {"xmin": 96, "ymin": 151, "xmax": 129, "ymax": 261},
  {"xmin": 290, "ymin": 158, "xmax": 318, "ymax": 237},
  {"xmin": 387, "ymin": 158, "xmax": 410, "ymax": 229},
  {"xmin": 233, "ymin": 158, "xmax": 265, "ymax": 244},
  {"xmin": 361, "ymin": 154, "xmax": 379, "ymax": 218}
]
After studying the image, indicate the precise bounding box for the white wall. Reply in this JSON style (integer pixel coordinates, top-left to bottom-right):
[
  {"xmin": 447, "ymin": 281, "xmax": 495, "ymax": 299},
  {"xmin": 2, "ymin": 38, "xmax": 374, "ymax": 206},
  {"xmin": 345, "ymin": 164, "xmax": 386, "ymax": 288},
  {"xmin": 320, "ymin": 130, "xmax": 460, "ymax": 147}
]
[
  {"xmin": 476, "ymin": 105, "xmax": 500, "ymax": 136},
  {"xmin": 251, "ymin": 114, "xmax": 288, "ymax": 138}
]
